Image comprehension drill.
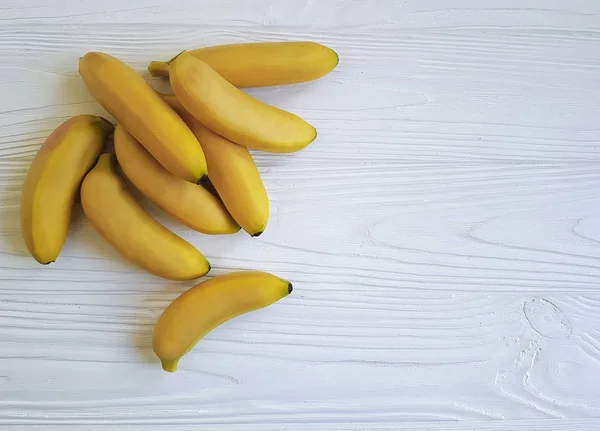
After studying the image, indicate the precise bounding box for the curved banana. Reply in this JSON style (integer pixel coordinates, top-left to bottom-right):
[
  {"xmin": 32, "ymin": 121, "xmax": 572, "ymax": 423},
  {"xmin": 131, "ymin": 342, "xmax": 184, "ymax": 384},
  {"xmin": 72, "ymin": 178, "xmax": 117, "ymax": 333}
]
[
  {"xmin": 169, "ymin": 51, "xmax": 317, "ymax": 153},
  {"xmin": 79, "ymin": 52, "xmax": 207, "ymax": 183},
  {"xmin": 149, "ymin": 41, "xmax": 338, "ymax": 87},
  {"xmin": 114, "ymin": 124, "xmax": 239, "ymax": 235},
  {"xmin": 80, "ymin": 153, "xmax": 210, "ymax": 280},
  {"xmin": 20, "ymin": 115, "xmax": 112, "ymax": 264},
  {"xmin": 164, "ymin": 95, "xmax": 268, "ymax": 236},
  {"xmin": 153, "ymin": 271, "xmax": 292, "ymax": 372}
]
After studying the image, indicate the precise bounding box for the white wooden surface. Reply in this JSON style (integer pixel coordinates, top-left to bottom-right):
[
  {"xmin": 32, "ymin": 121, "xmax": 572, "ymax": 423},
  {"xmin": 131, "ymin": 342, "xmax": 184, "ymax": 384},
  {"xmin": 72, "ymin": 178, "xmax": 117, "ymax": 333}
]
[{"xmin": 1, "ymin": 0, "xmax": 600, "ymax": 429}]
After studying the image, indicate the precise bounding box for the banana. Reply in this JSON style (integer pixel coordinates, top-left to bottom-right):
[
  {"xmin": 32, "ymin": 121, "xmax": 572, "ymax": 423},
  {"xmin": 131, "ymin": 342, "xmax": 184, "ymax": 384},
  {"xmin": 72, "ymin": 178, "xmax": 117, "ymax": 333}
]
[
  {"xmin": 169, "ymin": 51, "xmax": 317, "ymax": 153},
  {"xmin": 153, "ymin": 271, "xmax": 292, "ymax": 372},
  {"xmin": 149, "ymin": 41, "xmax": 338, "ymax": 87},
  {"xmin": 164, "ymin": 95, "xmax": 268, "ymax": 236},
  {"xmin": 80, "ymin": 153, "xmax": 210, "ymax": 280},
  {"xmin": 79, "ymin": 52, "xmax": 207, "ymax": 183},
  {"xmin": 114, "ymin": 124, "xmax": 239, "ymax": 235},
  {"xmin": 20, "ymin": 115, "xmax": 112, "ymax": 264}
]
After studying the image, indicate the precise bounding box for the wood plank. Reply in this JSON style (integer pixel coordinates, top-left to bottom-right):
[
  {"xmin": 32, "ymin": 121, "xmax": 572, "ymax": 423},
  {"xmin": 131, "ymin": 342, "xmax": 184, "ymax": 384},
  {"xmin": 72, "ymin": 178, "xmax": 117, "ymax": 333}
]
[
  {"xmin": 0, "ymin": 288, "xmax": 598, "ymax": 422},
  {"xmin": 1, "ymin": 419, "xmax": 599, "ymax": 429},
  {"xmin": 1, "ymin": 0, "xmax": 599, "ymax": 27}
]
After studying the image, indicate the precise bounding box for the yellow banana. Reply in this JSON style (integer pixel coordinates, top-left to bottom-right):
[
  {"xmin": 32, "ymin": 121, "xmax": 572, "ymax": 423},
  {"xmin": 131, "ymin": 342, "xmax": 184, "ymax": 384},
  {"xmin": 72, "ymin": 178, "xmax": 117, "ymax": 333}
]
[
  {"xmin": 153, "ymin": 271, "xmax": 292, "ymax": 372},
  {"xmin": 20, "ymin": 115, "xmax": 112, "ymax": 264},
  {"xmin": 114, "ymin": 124, "xmax": 239, "ymax": 235},
  {"xmin": 80, "ymin": 153, "xmax": 210, "ymax": 280},
  {"xmin": 79, "ymin": 52, "xmax": 207, "ymax": 183},
  {"xmin": 149, "ymin": 41, "xmax": 338, "ymax": 87},
  {"xmin": 164, "ymin": 95, "xmax": 268, "ymax": 236},
  {"xmin": 169, "ymin": 51, "xmax": 317, "ymax": 153}
]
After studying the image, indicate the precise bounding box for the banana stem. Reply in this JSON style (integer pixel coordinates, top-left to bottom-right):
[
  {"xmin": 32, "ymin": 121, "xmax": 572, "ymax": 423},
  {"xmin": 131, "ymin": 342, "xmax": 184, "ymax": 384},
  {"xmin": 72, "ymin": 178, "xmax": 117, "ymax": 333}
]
[
  {"xmin": 161, "ymin": 359, "xmax": 179, "ymax": 373},
  {"xmin": 148, "ymin": 61, "xmax": 169, "ymax": 77}
]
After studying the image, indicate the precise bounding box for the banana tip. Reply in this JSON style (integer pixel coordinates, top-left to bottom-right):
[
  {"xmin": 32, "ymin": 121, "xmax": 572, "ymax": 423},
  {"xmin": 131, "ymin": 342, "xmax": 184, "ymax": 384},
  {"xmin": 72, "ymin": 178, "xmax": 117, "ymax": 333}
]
[
  {"xmin": 287, "ymin": 282, "xmax": 293, "ymax": 294},
  {"xmin": 251, "ymin": 231, "xmax": 263, "ymax": 238},
  {"xmin": 161, "ymin": 360, "xmax": 178, "ymax": 373},
  {"xmin": 197, "ymin": 174, "xmax": 209, "ymax": 185}
]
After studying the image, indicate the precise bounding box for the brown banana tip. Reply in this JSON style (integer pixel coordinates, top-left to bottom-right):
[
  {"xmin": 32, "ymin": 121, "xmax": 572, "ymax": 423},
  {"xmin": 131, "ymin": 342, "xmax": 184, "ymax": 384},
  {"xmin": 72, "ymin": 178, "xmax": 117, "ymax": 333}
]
[
  {"xmin": 197, "ymin": 174, "xmax": 209, "ymax": 185},
  {"xmin": 207, "ymin": 263, "xmax": 211, "ymax": 272},
  {"xmin": 99, "ymin": 117, "xmax": 114, "ymax": 128},
  {"xmin": 287, "ymin": 282, "xmax": 293, "ymax": 294},
  {"xmin": 101, "ymin": 130, "xmax": 115, "ymax": 154},
  {"xmin": 41, "ymin": 260, "xmax": 55, "ymax": 265},
  {"xmin": 251, "ymin": 231, "xmax": 263, "ymax": 238}
]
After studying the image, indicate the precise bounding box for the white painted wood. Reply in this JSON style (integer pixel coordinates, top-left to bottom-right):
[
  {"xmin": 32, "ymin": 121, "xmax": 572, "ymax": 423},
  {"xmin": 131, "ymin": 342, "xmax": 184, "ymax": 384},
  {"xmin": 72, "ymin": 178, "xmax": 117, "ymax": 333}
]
[{"xmin": 1, "ymin": 0, "xmax": 600, "ymax": 429}]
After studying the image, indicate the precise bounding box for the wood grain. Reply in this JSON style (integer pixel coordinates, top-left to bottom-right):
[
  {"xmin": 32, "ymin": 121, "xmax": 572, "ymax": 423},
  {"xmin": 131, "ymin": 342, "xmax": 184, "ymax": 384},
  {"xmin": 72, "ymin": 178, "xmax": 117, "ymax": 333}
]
[
  {"xmin": 1, "ymin": 0, "xmax": 600, "ymax": 429},
  {"xmin": 4, "ymin": 420, "xmax": 600, "ymax": 430}
]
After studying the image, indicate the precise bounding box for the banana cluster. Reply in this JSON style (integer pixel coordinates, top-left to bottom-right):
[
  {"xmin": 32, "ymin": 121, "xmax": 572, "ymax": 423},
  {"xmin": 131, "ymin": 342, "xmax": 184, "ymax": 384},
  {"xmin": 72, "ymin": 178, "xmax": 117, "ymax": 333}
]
[{"xmin": 19, "ymin": 41, "xmax": 337, "ymax": 371}]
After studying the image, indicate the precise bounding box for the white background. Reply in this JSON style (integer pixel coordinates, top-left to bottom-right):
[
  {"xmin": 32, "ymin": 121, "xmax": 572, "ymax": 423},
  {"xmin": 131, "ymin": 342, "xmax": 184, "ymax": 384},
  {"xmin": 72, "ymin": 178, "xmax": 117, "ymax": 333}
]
[{"xmin": 1, "ymin": 0, "xmax": 600, "ymax": 429}]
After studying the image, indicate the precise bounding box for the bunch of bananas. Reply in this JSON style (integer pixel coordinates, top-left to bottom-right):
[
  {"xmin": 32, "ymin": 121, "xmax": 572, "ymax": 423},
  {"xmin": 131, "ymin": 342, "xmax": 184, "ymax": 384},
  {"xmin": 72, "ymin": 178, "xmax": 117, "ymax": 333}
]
[{"xmin": 19, "ymin": 41, "xmax": 338, "ymax": 372}]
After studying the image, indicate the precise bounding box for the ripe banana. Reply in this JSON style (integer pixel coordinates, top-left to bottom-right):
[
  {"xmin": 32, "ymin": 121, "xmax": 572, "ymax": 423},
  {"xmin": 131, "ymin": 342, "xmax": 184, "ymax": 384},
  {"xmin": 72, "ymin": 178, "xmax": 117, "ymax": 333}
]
[
  {"xmin": 20, "ymin": 115, "xmax": 113, "ymax": 264},
  {"xmin": 80, "ymin": 153, "xmax": 210, "ymax": 280},
  {"xmin": 79, "ymin": 52, "xmax": 207, "ymax": 183},
  {"xmin": 148, "ymin": 41, "xmax": 338, "ymax": 87},
  {"xmin": 169, "ymin": 51, "xmax": 317, "ymax": 153},
  {"xmin": 164, "ymin": 95, "xmax": 268, "ymax": 236},
  {"xmin": 153, "ymin": 271, "xmax": 292, "ymax": 372},
  {"xmin": 114, "ymin": 124, "xmax": 240, "ymax": 235}
]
